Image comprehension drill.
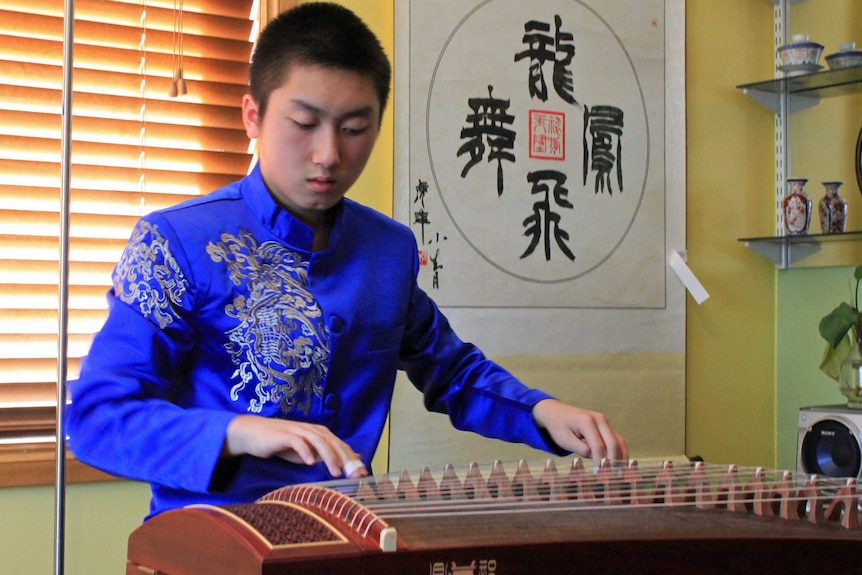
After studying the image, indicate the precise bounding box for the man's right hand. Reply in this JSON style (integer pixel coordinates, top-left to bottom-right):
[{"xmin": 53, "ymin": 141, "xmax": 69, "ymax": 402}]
[{"xmin": 222, "ymin": 415, "xmax": 367, "ymax": 479}]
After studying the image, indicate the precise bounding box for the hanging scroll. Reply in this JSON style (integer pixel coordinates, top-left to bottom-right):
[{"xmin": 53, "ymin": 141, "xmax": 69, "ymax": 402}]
[{"xmin": 391, "ymin": 0, "xmax": 686, "ymax": 469}]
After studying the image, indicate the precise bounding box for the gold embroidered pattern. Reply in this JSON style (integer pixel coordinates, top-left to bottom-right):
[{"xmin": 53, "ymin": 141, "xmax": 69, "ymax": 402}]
[
  {"xmin": 114, "ymin": 220, "xmax": 188, "ymax": 329},
  {"xmin": 207, "ymin": 231, "xmax": 329, "ymax": 416}
]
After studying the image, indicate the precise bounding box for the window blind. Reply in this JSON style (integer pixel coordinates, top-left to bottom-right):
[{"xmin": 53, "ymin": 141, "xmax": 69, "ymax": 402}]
[{"xmin": 0, "ymin": 0, "xmax": 256, "ymax": 454}]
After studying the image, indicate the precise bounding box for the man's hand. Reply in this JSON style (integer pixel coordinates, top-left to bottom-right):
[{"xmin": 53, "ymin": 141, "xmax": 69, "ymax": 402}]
[
  {"xmin": 532, "ymin": 399, "xmax": 628, "ymax": 461},
  {"xmin": 222, "ymin": 415, "xmax": 367, "ymax": 478}
]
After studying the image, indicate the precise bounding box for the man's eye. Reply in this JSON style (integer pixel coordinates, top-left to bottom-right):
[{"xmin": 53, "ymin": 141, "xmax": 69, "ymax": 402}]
[
  {"xmin": 292, "ymin": 119, "xmax": 315, "ymax": 130},
  {"xmin": 342, "ymin": 125, "xmax": 368, "ymax": 136}
]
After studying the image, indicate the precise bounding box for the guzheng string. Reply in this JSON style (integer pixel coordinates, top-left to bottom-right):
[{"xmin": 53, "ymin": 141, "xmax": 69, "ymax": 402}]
[{"xmin": 281, "ymin": 458, "xmax": 861, "ymax": 527}]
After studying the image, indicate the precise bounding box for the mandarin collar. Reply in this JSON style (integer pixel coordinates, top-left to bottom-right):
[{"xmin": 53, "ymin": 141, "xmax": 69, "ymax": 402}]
[{"xmin": 240, "ymin": 163, "xmax": 343, "ymax": 252}]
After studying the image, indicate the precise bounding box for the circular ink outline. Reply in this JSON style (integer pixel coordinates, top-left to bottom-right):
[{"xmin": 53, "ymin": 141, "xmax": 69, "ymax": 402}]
[{"xmin": 425, "ymin": 0, "xmax": 652, "ymax": 284}]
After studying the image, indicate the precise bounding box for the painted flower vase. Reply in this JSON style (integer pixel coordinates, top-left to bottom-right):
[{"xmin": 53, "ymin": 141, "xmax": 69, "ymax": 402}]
[
  {"xmin": 783, "ymin": 178, "xmax": 812, "ymax": 235},
  {"xmin": 818, "ymin": 181, "xmax": 847, "ymax": 234}
]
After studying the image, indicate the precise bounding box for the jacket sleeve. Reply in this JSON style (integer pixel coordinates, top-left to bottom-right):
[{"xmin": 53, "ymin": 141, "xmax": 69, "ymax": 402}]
[
  {"xmin": 398, "ymin": 263, "xmax": 566, "ymax": 456},
  {"xmin": 65, "ymin": 216, "xmax": 235, "ymax": 494}
]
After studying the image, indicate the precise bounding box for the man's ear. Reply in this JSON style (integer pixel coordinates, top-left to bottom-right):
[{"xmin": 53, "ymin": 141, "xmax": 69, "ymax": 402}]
[{"xmin": 241, "ymin": 94, "xmax": 261, "ymax": 139}]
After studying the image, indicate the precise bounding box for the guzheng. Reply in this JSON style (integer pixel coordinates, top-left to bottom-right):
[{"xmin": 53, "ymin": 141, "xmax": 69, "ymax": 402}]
[{"xmin": 126, "ymin": 458, "xmax": 862, "ymax": 574}]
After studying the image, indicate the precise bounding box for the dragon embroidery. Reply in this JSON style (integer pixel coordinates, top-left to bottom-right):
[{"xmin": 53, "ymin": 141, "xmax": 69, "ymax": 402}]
[
  {"xmin": 207, "ymin": 231, "xmax": 329, "ymax": 416},
  {"xmin": 113, "ymin": 220, "xmax": 188, "ymax": 329}
]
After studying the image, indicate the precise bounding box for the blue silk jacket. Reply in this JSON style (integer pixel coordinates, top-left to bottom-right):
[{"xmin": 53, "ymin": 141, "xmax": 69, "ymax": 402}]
[{"xmin": 66, "ymin": 164, "xmax": 559, "ymax": 519}]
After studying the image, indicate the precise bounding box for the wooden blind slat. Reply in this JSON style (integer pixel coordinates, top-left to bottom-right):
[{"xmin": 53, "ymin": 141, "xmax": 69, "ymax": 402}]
[
  {"xmin": 0, "ymin": 283, "xmax": 112, "ymax": 305},
  {"xmin": 0, "ymin": 135, "xmax": 251, "ymax": 174},
  {"xmin": 0, "ymin": 159, "xmax": 242, "ymax": 195},
  {"xmin": 0, "ymin": 0, "xmax": 255, "ymax": 21},
  {"xmin": 0, "ymin": 35, "xmax": 251, "ymax": 84},
  {"xmin": 0, "ymin": 333, "xmax": 99, "ymax": 356},
  {"xmin": 0, "ymin": 111, "xmax": 249, "ymax": 155},
  {"xmin": 0, "ymin": 258, "xmax": 118, "ymax": 286},
  {"xmin": 0, "ymin": 358, "xmax": 83, "ymax": 385},
  {"xmin": 0, "ymin": 185, "xmax": 200, "ymax": 216},
  {"xmin": 0, "ymin": 307, "xmax": 106, "ymax": 328},
  {"xmin": 0, "ymin": 0, "xmax": 253, "ymax": 20},
  {"xmin": 0, "ymin": 235, "xmax": 126, "ymax": 264},
  {"xmin": 0, "ymin": 2, "xmax": 254, "ymax": 43},
  {"xmin": 0, "ymin": 83, "xmax": 248, "ymax": 126},
  {"xmin": 1, "ymin": 210, "xmax": 150, "ymax": 239}
]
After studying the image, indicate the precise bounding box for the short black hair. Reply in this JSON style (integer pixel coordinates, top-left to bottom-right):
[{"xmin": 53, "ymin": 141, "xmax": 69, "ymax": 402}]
[{"xmin": 249, "ymin": 2, "xmax": 392, "ymax": 122}]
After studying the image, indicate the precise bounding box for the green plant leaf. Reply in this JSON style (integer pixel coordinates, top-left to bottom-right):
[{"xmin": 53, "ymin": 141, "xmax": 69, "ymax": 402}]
[
  {"xmin": 820, "ymin": 334, "xmax": 852, "ymax": 381},
  {"xmin": 819, "ymin": 302, "xmax": 861, "ymax": 349}
]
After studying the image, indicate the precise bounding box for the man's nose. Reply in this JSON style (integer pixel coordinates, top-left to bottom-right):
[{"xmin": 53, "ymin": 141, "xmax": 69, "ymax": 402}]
[{"xmin": 313, "ymin": 127, "xmax": 340, "ymax": 168}]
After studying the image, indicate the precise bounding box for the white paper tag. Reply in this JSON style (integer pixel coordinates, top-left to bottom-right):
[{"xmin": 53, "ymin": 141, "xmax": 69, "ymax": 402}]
[{"xmin": 669, "ymin": 250, "xmax": 709, "ymax": 304}]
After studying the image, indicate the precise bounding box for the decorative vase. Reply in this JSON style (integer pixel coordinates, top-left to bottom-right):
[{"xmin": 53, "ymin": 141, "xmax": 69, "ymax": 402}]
[
  {"xmin": 783, "ymin": 178, "xmax": 812, "ymax": 235},
  {"xmin": 838, "ymin": 337, "xmax": 862, "ymax": 408},
  {"xmin": 818, "ymin": 181, "xmax": 847, "ymax": 234}
]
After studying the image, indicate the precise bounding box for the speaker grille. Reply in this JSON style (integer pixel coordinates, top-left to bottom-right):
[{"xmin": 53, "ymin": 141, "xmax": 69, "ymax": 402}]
[{"xmin": 800, "ymin": 418, "xmax": 862, "ymax": 478}]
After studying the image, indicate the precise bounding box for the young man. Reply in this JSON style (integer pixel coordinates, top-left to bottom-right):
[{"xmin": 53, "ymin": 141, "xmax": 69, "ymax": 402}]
[{"xmin": 66, "ymin": 2, "xmax": 627, "ymax": 521}]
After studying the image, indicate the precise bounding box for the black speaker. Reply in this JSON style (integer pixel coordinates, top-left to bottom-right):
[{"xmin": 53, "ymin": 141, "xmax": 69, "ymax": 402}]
[{"xmin": 797, "ymin": 405, "xmax": 862, "ymax": 478}]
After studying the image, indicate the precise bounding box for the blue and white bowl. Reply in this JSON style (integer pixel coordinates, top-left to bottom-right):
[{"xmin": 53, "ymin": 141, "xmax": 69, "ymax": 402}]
[
  {"xmin": 826, "ymin": 43, "xmax": 862, "ymax": 70},
  {"xmin": 778, "ymin": 34, "xmax": 824, "ymax": 67}
]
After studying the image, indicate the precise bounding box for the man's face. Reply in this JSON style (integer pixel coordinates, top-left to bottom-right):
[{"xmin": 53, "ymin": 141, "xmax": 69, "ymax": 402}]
[{"xmin": 242, "ymin": 64, "xmax": 381, "ymax": 225}]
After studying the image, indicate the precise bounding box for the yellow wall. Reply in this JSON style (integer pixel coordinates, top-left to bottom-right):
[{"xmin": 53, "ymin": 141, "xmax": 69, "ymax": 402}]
[
  {"xmin": 4, "ymin": 1, "xmax": 861, "ymax": 573},
  {"xmin": 684, "ymin": 0, "xmax": 777, "ymax": 465}
]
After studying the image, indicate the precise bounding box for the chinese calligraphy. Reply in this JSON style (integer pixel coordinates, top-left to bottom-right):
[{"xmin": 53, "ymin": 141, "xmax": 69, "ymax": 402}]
[
  {"xmin": 411, "ymin": 0, "xmax": 664, "ymax": 303},
  {"xmin": 512, "ymin": 14, "xmax": 625, "ymax": 261},
  {"xmin": 414, "ymin": 178, "xmax": 431, "ymax": 244},
  {"xmin": 514, "ymin": 15, "xmax": 579, "ymax": 106},
  {"xmin": 521, "ymin": 170, "xmax": 575, "ymax": 262},
  {"xmin": 457, "ymin": 85, "xmax": 516, "ymax": 197},
  {"xmin": 584, "ymin": 105, "xmax": 624, "ymax": 195},
  {"xmin": 414, "ymin": 178, "xmax": 447, "ymax": 289},
  {"xmin": 449, "ymin": 12, "xmax": 630, "ymax": 267}
]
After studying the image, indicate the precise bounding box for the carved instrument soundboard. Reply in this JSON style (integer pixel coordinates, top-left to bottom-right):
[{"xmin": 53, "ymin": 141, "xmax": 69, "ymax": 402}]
[{"xmin": 126, "ymin": 458, "xmax": 862, "ymax": 574}]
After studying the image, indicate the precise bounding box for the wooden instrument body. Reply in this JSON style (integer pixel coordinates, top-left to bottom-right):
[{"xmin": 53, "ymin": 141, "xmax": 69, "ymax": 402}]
[
  {"xmin": 126, "ymin": 459, "xmax": 862, "ymax": 574},
  {"xmin": 126, "ymin": 503, "xmax": 365, "ymax": 575}
]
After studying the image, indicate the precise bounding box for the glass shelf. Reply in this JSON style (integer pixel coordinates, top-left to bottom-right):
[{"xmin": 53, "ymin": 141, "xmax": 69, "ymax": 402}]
[
  {"xmin": 739, "ymin": 231, "xmax": 862, "ymax": 269},
  {"xmin": 737, "ymin": 66, "xmax": 862, "ymax": 113}
]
